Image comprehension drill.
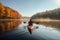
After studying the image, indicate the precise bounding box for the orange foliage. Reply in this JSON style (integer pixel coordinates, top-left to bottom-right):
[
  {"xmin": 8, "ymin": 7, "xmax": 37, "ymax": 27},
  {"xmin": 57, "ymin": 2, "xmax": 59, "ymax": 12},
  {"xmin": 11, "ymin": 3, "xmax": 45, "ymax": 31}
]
[{"xmin": 0, "ymin": 3, "xmax": 22, "ymax": 19}]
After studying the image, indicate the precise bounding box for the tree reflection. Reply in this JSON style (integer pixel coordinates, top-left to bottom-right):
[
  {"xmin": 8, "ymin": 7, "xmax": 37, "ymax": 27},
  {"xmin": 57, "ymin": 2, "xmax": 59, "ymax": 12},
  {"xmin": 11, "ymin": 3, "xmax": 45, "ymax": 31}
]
[
  {"xmin": 37, "ymin": 21, "xmax": 60, "ymax": 30},
  {"xmin": 0, "ymin": 20, "xmax": 22, "ymax": 34}
]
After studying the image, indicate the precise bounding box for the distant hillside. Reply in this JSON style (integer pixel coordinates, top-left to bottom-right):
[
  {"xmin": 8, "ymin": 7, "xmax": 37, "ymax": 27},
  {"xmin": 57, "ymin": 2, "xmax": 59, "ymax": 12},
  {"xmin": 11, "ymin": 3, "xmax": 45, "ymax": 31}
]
[
  {"xmin": 22, "ymin": 16, "xmax": 31, "ymax": 19},
  {"xmin": 22, "ymin": 16, "xmax": 31, "ymax": 22},
  {"xmin": 0, "ymin": 3, "xmax": 22, "ymax": 19},
  {"xmin": 31, "ymin": 8, "xmax": 60, "ymax": 20}
]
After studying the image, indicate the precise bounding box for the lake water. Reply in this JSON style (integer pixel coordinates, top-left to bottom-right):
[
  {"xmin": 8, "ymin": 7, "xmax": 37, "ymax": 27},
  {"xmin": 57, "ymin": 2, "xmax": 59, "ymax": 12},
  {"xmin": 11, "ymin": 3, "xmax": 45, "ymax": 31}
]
[{"xmin": 0, "ymin": 22, "xmax": 60, "ymax": 40}]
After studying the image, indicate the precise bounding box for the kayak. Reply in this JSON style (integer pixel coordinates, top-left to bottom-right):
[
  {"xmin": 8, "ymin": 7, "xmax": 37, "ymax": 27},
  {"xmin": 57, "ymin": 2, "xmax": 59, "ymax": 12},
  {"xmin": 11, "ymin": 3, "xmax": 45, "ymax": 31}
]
[{"xmin": 27, "ymin": 25, "xmax": 34, "ymax": 34}]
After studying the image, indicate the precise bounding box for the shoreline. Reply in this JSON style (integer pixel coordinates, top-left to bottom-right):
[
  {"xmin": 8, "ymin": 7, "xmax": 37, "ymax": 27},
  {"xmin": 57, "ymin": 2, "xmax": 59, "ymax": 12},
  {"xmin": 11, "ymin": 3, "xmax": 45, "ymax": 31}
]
[{"xmin": 32, "ymin": 19, "xmax": 60, "ymax": 22}]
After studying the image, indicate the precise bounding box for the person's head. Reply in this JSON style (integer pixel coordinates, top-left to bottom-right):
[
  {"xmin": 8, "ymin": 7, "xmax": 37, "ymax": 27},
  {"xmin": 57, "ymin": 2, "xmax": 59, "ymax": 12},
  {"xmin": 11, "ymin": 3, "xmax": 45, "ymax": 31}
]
[{"xmin": 30, "ymin": 19, "xmax": 32, "ymax": 21}]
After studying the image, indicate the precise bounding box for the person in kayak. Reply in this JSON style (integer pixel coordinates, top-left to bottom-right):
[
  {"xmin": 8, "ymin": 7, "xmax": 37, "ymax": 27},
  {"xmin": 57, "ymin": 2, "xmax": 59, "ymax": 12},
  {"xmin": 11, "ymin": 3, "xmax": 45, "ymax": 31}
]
[
  {"xmin": 28, "ymin": 19, "xmax": 33, "ymax": 26},
  {"xmin": 28, "ymin": 19, "xmax": 33, "ymax": 34}
]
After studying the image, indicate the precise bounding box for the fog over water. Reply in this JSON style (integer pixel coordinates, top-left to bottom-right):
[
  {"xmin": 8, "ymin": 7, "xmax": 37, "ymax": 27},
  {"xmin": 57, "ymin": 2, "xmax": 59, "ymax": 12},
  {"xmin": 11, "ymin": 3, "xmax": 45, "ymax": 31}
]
[{"xmin": 0, "ymin": 21, "xmax": 60, "ymax": 40}]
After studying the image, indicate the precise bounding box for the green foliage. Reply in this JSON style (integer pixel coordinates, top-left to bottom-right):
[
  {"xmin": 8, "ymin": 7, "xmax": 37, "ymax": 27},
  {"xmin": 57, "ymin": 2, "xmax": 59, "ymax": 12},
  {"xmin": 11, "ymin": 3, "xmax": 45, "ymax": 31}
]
[{"xmin": 31, "ymin": 8, "xmax": 60, "ymax": 20}]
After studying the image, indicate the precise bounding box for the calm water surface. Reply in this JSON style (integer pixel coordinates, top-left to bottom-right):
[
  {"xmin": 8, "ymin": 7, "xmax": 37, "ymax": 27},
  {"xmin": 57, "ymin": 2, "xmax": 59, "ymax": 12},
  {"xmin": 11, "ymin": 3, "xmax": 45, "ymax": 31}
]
[{"xmin": 0, "ymin": 22, "xmax": 60, "ymax": 40}]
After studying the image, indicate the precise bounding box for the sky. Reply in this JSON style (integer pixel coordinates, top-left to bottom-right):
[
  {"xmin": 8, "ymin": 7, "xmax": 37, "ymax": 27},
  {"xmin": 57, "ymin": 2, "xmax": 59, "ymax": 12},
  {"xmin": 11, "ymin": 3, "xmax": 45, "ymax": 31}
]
[{"xmin": 0, "ymin": 0, "xmax": 60, "ymax": 17}]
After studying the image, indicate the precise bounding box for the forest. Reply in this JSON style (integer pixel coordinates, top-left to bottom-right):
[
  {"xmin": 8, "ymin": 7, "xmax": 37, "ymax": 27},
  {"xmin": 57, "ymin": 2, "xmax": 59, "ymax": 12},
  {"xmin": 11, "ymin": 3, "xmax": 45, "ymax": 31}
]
[
  {"xmin": 0, "ymin": 3, "xmax": 22, "ymax": 19},
  {"xmin": 31, "ymin": 8, "xmax": 60, "ymax": 20}
]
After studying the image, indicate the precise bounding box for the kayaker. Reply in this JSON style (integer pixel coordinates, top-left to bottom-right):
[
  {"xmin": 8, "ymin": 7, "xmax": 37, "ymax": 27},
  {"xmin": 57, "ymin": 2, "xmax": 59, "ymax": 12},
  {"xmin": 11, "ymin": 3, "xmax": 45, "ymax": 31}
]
[
  {"xmin": 28, "ymin": 19, "xmax": 33, "ymax": 34},
  {"xmin": 28, "ymin": 19, "xmax": 33, "ymax": 26}
]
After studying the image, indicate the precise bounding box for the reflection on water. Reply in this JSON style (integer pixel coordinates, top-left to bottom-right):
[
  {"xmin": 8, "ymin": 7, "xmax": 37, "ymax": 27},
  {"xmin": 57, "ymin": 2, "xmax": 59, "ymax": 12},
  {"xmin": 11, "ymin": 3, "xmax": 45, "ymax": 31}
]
[
  {"xmin": 0, "ymin": 20, "xmax": 22, "ymax": 34},
  {"xmin": 0, "ymin": 21, "xmax": 60, "ymax": 40},
  {"xmin": 18, "ymin": 23, "xmax": 60, "ymax": 40},
  {"xmin": 36, "ymin": 21, "xmax": 60, "ymax": 30}
]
